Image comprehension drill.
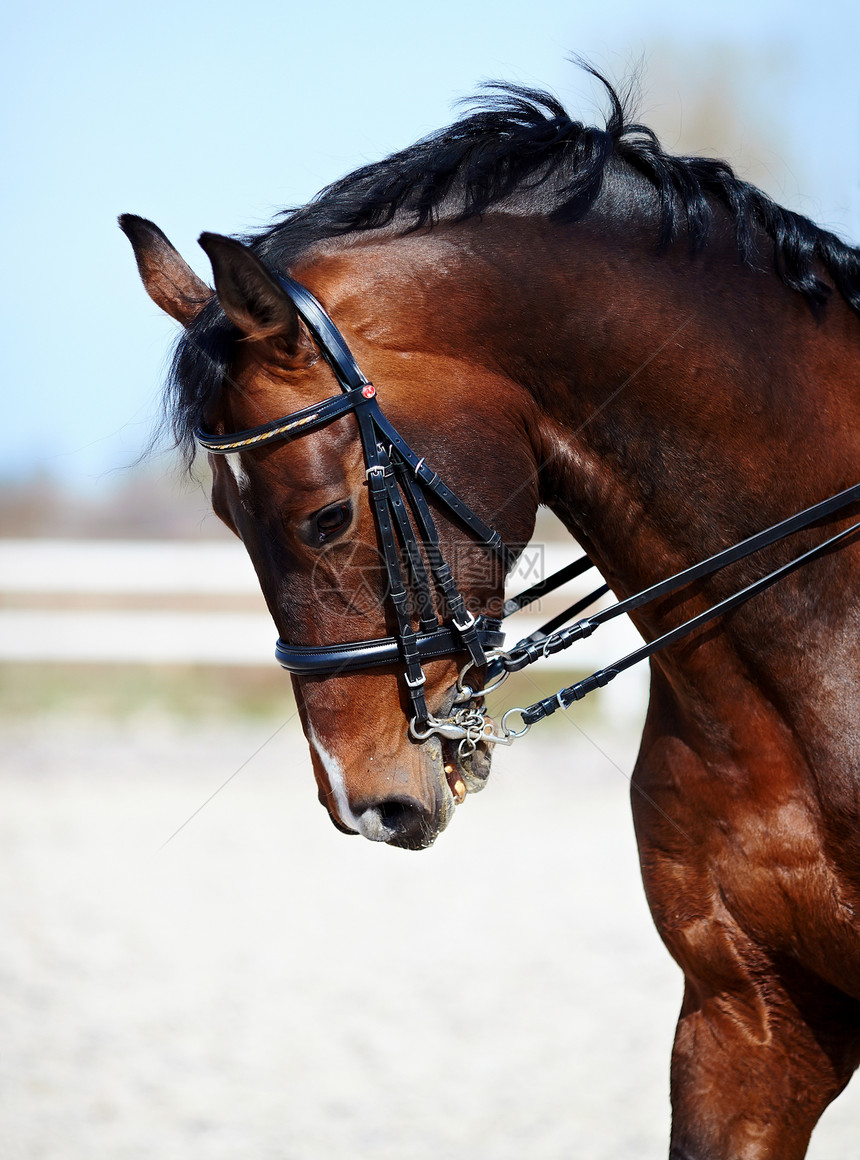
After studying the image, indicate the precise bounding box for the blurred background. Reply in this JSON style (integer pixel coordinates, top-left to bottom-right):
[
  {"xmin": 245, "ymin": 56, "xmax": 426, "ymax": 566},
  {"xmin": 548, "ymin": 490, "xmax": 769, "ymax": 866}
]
[{"xmin": 3, "ymin": 1, "xmax": 860, "ymax": 1156}]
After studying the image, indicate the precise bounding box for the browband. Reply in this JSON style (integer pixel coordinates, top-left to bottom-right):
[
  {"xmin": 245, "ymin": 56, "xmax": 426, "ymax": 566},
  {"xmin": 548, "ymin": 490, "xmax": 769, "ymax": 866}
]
[{"xmin": 196, "ymin": 391, "xmax": 359, "ymax": 453}]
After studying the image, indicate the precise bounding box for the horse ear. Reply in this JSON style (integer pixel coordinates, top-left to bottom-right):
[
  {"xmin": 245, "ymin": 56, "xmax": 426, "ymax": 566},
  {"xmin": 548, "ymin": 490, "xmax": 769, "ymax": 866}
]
[
  {"xmin": 197, "ymin": 232, "xmax": 307, "ymax": 353},
  {"xmin": 119, "ymin": 214, "xmax": 213, "ymax": 326}
]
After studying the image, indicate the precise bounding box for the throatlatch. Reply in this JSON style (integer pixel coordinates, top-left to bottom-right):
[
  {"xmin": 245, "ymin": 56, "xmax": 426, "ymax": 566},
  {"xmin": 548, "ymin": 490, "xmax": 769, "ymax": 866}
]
[{"xmin": 197, "ymin": 272, "xmax": 860, "ymax": 749}]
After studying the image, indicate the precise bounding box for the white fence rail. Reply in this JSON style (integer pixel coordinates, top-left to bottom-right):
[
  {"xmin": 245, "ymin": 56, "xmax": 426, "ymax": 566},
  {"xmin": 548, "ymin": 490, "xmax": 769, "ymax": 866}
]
[
  {"xmin": 0, "ymin": 540, "xmax": 645, "ymax": 671},
  {"xmin": 0, "ymin": 539, "xmax": 260, "ymax": 594}
]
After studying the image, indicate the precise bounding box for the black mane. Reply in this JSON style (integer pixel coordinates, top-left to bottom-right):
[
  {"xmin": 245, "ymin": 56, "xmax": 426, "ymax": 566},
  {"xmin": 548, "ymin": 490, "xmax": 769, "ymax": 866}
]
[{"xmin": 169, "ymin": 68, "xmax": 860, "ymax": 462}]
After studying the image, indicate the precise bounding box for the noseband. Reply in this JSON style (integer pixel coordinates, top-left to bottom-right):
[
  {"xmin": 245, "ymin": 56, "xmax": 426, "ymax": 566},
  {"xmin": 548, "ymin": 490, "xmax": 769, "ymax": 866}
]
[{"xmin": 197, "ymin": 274, "xmax": 860, "ymax": 749}]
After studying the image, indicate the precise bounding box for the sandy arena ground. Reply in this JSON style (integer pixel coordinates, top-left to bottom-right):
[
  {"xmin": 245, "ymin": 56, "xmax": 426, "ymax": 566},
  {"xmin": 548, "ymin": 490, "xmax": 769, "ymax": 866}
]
[{"xmin": 2, "ymin": 709, "xmax": 858, "ymax": 1159}]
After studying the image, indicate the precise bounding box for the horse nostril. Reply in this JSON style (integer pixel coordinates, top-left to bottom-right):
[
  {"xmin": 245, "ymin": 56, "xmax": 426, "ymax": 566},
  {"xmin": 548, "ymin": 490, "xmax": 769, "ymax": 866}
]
[
  {"xmin": 378, "ymin": 802, "xmax": 410, "ymax": 830},
  {"xmin": 357, "ymin": 796, "xmax": 433, "ymax": 849}
]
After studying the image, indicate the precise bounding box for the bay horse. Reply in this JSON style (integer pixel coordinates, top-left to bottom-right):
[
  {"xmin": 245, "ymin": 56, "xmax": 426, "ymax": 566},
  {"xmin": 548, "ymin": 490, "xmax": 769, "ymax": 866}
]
[{"xmin": 121, "ymin": 71, "xmax": 860, "ymax": 1158}]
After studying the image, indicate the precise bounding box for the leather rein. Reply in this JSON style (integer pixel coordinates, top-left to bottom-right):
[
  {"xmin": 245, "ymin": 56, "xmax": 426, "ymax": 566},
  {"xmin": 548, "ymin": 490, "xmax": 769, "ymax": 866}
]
[{"xmin": 196, "ymin": 274, "xmax": 860, "ymax": 751}]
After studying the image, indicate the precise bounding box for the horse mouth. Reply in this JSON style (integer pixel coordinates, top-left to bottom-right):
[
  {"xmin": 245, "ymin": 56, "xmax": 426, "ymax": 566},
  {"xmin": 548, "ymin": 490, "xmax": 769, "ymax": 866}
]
[
  {"xmin": 355, "ymin": 731, "xmax": 494, "ymax": 852},
  {"xmin": 429, "ymin": 680, "xmax": 496, "ymax": 807},
  {"xmin": 440, "ymin": 730, "xmax": 493, "ymax": 803}
]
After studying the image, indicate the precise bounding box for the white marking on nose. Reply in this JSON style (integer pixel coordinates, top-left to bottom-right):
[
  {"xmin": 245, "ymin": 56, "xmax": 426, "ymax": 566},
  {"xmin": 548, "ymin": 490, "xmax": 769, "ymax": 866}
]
[
  {"xmin": 309, "ymin": 729, "xmax": 361, "ymax": 834},
  {"xmin": 356, "ymin": 808, "xmax": 390, "ymax": 843},
  {"xmin": 226, "ymin": 453, "xmax": 250, "ymax": 495}
]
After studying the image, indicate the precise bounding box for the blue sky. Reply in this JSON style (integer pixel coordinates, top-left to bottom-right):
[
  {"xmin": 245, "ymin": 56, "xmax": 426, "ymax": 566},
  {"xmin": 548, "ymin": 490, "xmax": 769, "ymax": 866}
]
[{"xmin": 4, "ymin": 0, "xmax": 859, "ymax": 488}]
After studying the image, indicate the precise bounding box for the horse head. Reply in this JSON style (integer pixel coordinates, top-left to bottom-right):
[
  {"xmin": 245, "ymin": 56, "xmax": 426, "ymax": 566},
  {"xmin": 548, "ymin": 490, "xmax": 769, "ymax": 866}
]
[{"xmin": 121, "ymin": 215, "xmax": 540, "ymax": 848}]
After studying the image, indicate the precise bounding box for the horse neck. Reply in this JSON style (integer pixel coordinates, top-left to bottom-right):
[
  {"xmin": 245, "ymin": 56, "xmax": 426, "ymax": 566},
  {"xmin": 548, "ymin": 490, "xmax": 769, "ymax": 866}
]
[
  {"xmin": 435, "ymin": 210, "xmax": 860, "ymax": 735},
  {"xmin": 506, "ymin": 215, "xmax": 860, "ymax": 591}
]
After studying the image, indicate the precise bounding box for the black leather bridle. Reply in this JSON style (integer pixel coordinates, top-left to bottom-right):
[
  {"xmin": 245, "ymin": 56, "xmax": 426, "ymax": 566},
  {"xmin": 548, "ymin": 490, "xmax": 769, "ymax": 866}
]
[
  {"xmin": 197, "ymin": 273, "xmax": 860, "ymax": 749},
  {"xmin": 196, "ymin": 273, "xmax": 516, "ymax": 730}
]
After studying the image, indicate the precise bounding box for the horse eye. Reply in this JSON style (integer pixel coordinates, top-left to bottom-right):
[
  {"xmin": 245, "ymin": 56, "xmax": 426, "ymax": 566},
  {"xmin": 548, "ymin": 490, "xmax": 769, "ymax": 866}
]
[{"xmin": 308, "ymin": 501, "xmax": 352, "ymax": 545}]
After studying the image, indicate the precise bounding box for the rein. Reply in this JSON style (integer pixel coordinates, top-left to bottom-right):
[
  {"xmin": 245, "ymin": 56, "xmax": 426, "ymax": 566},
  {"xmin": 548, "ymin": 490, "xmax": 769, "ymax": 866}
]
[{"xmin": 196, "ymin": 275, "xmax": 860, "ymax": 750}]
